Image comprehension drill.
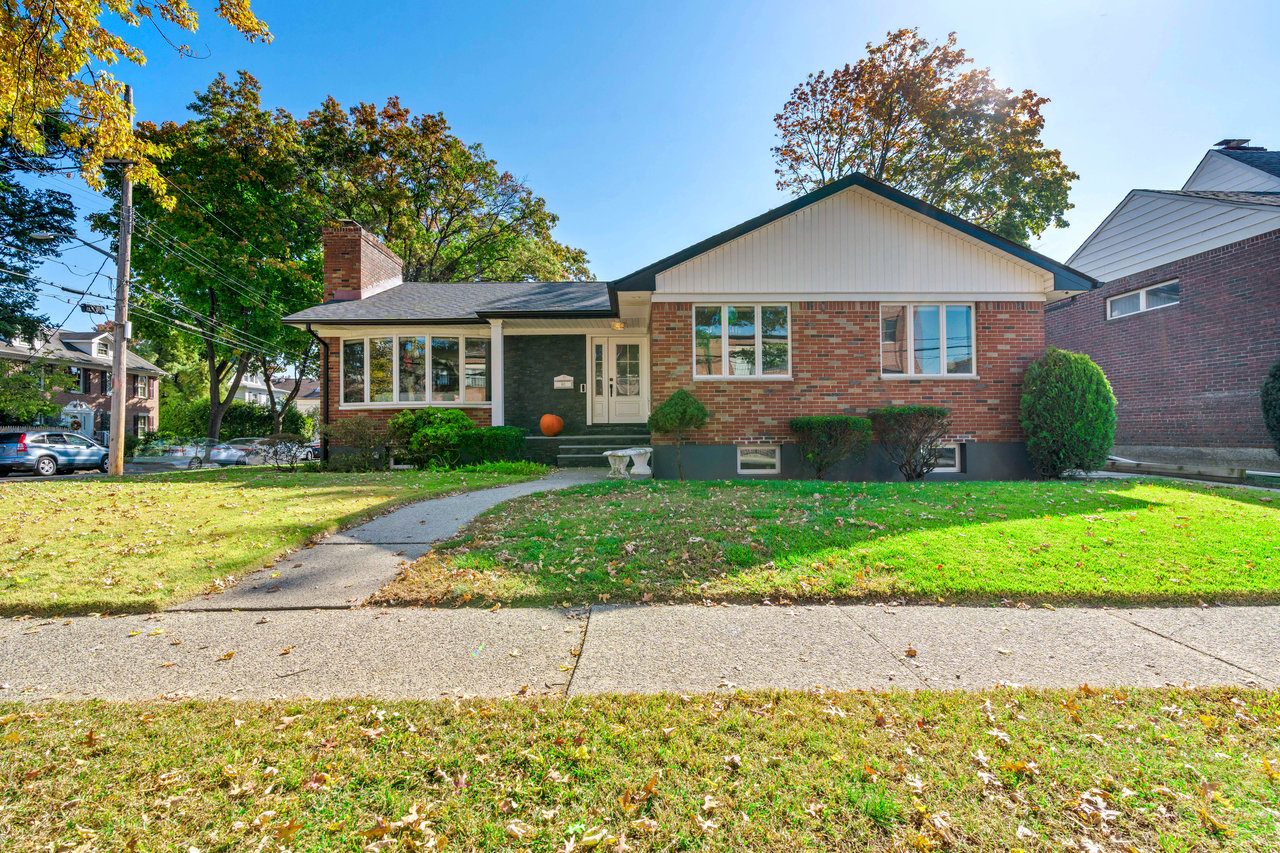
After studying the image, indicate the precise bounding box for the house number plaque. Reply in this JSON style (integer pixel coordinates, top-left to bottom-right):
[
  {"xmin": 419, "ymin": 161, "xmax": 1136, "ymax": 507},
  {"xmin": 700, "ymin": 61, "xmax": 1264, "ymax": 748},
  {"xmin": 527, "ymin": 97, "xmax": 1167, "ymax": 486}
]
[{"xmin": 553, "ymin": 374, "xmax": 574, "ymax": 390}]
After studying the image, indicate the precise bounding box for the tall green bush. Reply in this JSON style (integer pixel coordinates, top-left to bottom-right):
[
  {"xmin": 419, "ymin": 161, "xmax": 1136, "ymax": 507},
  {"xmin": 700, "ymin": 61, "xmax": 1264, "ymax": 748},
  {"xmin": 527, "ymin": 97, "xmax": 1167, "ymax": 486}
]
[
  {"xmin": 387, "ymin": 409, "xmax": 476, "ymax": 468},
  {"xmin": 160, "ymin": 396, "xmax": 311, "ymax": 440},
  {"xmin": 1262, "ymin": 359, "xmax": 1280, "ymax": 458},
  {"xmin": 647, "ymin": 389, "xmax": 708, "ymax": 481},
  {"xmin": 1019, "ymin": 347, "xmax": 1116, "ymax": 478},
  {"xmin": 321, "ymin": 416, "xmax": 385, "ymax": 472},
  {"xmin": 867, "ymin": 405, "xmax": 952, "ymax": 481},
  {"xmin": 789, "ymin": 415, "xmax": 873, "ymax": 480}
]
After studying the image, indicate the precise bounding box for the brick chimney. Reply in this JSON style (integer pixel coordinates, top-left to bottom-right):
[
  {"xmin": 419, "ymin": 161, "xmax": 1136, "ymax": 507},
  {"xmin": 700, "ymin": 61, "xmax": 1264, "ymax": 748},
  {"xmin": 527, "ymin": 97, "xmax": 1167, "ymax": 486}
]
[{"xmin": 322, "ymin": 220, "xmax": 404, "ymax": 302}]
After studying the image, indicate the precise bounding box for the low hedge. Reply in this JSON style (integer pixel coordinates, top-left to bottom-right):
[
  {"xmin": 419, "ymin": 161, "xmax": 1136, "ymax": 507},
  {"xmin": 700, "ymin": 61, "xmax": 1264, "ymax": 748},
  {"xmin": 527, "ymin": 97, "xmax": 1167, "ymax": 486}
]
[
  {"xmin": 459, "ymin": 426, "xmax": 526, "ymax": 463},
  {"xmin": 789, "ymin": 415, "xmax": 873, "ymax": 480}
]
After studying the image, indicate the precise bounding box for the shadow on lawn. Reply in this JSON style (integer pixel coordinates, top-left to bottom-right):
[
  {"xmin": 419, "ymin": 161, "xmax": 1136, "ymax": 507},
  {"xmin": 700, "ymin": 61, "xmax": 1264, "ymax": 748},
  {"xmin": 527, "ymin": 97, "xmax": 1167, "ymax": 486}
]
[{"xmin": 381, "ymin": 476, "xmax": 1277, "ymax": 607}]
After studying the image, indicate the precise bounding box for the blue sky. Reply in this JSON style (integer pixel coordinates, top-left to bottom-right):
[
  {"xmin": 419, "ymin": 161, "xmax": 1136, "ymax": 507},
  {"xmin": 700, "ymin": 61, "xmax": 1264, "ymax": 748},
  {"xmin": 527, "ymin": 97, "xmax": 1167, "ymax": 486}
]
[{"xmin": 29, "ymin": 0, "xmax": 1280, "ymax": 331}]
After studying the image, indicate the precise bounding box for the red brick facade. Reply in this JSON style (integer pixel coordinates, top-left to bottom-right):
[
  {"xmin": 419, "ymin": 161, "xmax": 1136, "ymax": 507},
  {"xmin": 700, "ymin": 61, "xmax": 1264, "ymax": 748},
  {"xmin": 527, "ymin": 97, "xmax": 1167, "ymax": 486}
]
[
  {"xmin": 649, "ymin": 300, "xmax": 1043, "ymax": 445},
  {"xmin": 1045, "ymin": 229, "xmax": 1280, "ymax": 449},
  {"xmin": 47, "ymin": 367, "xmax": 159, "ymax": 437}
]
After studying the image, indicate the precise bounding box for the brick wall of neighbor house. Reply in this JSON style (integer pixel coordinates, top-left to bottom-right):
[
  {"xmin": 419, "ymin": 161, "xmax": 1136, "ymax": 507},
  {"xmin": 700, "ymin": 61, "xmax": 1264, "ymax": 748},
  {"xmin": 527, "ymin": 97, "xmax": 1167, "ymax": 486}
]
[
  {"xmin": 1046, "ymin": 229, "xmax": 1280, "ymax": 451},
  {"xmin": 318, "ymin": 339, "xmax": 492, "ymax": 434},
  {"xmin": 47, "ymin": 368, "xmax": 159, "ymax": 435},
  {"xmin": 648, "ymin": 300, "xmax": 1043, "ymax": 479}
]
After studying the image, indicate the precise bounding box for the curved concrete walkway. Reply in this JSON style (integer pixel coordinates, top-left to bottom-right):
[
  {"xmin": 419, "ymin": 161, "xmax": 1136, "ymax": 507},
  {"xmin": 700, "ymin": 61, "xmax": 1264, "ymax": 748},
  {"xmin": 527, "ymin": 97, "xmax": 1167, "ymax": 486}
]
[{"xmin": 172, "ymin": 468, "xmax": 606, "ymax": 612}]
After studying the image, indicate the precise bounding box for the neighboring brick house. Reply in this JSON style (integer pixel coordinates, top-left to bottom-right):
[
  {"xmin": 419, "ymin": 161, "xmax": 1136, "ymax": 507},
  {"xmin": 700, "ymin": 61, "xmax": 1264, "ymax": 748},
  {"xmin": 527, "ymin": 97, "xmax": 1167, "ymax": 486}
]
[
  {"xmin": 0, "ymin": 328, "xmax": 164, "ymax": 439},
  {"xmin": 1047, "ymin": 140, "xmax": 1280, "ymax": 469},
  {"xmin": 285, "ymin": 174, "xmax": 1095, "ymax": 480}
]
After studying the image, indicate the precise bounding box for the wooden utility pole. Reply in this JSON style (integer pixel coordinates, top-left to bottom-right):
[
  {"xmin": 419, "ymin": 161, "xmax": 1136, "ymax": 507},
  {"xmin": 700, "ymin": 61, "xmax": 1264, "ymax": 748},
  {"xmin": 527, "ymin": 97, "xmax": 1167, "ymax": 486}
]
[{"xmin": 108, "ymin": 84, "xmax": 134, "ymax": 477}]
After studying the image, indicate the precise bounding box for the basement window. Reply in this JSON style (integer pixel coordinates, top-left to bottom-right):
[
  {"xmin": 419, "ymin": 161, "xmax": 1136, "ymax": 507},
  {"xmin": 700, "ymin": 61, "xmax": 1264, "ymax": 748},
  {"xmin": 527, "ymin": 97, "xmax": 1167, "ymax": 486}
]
[
  {"xmin": 1107, "ymin": 280, "xmax": 1179, "ymax": 319},
  {"xmin": 737, "ymin": 445, "xmax": 780, "ymax": 475},
  {"xmin": 932, "ymin": 443, "xmax": 963, "ymax": 474}
]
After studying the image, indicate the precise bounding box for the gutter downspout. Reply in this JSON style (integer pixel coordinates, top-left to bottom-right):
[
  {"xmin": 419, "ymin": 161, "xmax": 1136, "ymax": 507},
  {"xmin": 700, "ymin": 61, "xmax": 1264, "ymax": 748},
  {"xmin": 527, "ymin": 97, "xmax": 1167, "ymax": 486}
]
[{"xmin": 304, "ymin": 324, "xmax": 329, "ymax": 464}]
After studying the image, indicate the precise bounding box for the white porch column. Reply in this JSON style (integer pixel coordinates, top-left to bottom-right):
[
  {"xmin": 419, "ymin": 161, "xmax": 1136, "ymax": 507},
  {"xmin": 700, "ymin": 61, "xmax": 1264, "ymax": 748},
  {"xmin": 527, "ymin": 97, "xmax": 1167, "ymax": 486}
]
[{"xmin": 489, "ymin": 319, "xmax": 504, "ymax": 426}]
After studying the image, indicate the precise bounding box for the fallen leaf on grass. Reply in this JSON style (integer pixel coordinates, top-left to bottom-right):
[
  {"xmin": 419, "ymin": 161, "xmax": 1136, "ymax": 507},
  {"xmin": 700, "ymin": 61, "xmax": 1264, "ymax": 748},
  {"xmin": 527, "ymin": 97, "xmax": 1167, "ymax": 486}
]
[
  {"xmin": 629, "ymin": 818, "xmax": 658, "ymax": 833},
  {"xmin": 273, "ymin": 820, "xmax": 304, "ymax": 843},
  {"xmin": 506, "ymin": 819, "xmax": 536, "ymax": 840}
]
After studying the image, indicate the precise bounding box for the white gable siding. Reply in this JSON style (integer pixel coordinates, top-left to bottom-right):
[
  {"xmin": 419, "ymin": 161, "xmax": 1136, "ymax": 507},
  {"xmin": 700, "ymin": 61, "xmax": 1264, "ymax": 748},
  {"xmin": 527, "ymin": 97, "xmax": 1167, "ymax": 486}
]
[
  {"xmin": 1182, "ymin": 151, "xmax": 1280, "ymax": 191},
  {"xmin": 1068, "ymin": 191, "xmax": 1280, "ymax": 281},
  {"xmin": 653, "ymin": 186, "xmax": 1051, "ymax": 300}
]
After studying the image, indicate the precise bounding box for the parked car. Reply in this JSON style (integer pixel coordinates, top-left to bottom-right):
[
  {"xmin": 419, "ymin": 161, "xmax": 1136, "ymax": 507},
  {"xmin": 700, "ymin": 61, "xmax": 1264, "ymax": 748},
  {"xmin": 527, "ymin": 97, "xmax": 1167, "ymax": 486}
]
[{"xmin": 0, "ymin": 430, "xmax": 108, "ymax": 476}]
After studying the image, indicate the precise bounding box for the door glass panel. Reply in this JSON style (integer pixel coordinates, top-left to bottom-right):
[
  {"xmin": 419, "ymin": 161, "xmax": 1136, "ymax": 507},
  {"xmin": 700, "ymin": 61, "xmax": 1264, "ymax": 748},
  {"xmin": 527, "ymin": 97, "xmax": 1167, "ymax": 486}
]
[
  {"xmin": 881, "ymin": 305, "xmax": 907, "ymax": 375},
  {"xmin": 594, "ymin": 343, "xmax": 605, "ymax": 396},
  {"xmin": 342, "ymin": 340, "xmax": 365, "ymax": 403},
  {"xmin": 431, "ymin": 337, "xmax": 460, "ymax": 402},
  {"xmin": 944, "ymin": 305, "xmax": 973, "ymax": 375},
  {"xmin": 760, "ymin": 305, "xmax": 789, "ymax": 375},
  {"xmin": 614, "ymin": 344, "xmax": 640, "ymax": 397},
  {"xmin": 912, "ymin": 306, "xmax": 942, "ymax": 375},
  {"xmin": 463, "ymin": 338, "xmax": 490, "ymax": 402},
  {"xmin": 398, "ymin": 336, "xmax": 427, "ymax": 402},
  {"xmin": 369, "ymin": 337, "xmax": 393, "ymax": 403},
  {"xmin": 693, "ymin": 306, "xmax": 723, "ymax": 376}
]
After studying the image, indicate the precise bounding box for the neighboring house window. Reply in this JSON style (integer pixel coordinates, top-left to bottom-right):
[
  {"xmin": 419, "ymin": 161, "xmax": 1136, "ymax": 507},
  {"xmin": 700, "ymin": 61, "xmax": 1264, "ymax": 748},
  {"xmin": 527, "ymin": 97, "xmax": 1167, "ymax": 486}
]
[
  {"xmin": 68, "ymin": 366, "xmax": 84, "ymax": 393},
  {"xmin": 1107, "ymin": 280, "xmax": 1180, "ymax": 319},
  {"xmin": 693, "ymin": 304, "xmax": 790, "ymax": 378},
  {"xmin": 341, "ymin": 335, "xmax": 490, "ymax": 406},
  {"xmin": 102, "ymin": 370, "xmax": 111, "ymax": 393},
  {"xmin": 737, "ymin": 445, "xmax": 780, "ymax": 474},
  {"xmin": 96, "ymin": 341, "xmax": 108, "ymax": 357},
  {"xmin": 134, "ymin": 413, "xmax": 150, "ymax": 435},
  {"xmin": 880, "ymin": 304, "xmax": 975, "ymax": 377}
]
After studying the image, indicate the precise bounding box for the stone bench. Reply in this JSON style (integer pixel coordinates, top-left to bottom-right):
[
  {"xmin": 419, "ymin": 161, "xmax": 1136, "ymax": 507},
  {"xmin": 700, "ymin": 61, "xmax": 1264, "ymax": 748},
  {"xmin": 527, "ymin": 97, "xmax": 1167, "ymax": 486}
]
[{"xmin": 603, "ymin": 446, "xmax": 653, "ymax": 480}]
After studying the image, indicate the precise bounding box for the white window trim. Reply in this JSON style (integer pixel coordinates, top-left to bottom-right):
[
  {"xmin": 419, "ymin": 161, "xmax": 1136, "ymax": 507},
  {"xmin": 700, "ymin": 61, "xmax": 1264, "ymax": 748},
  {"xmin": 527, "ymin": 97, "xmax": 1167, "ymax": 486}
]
[
  {"xmin": 737, "ymin": 444, "xmax": 781, "ymax": 475},
  {"xmin": 692, "ymin": 304, "xmax": 792, "ymax": 380},
  {"xmin": 880, "ymin": 303, "xmax": 978, "ymax": 380},
  {"xmin": 932, "ymin": 443, "xmax": 962, "ymax": 474},
  {"xmin": 339, "ymin": 334, "xmax": 493, "ymax": 410},
  {"xmin": 1106, "ymin": 279, "xmax": 1180, "ymax": 320}
]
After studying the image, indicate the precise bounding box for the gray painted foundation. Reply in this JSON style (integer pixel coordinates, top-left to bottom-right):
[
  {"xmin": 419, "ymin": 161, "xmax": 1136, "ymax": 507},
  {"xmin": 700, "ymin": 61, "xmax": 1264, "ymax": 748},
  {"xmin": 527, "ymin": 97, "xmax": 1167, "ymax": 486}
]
[
  {"xmin": 1113, "ymin": 444, "xmax": 1280, "ymax": 473},
  {"xmin": 652, "ymin": 441, "xmax": 1035, "ymax": 482}
]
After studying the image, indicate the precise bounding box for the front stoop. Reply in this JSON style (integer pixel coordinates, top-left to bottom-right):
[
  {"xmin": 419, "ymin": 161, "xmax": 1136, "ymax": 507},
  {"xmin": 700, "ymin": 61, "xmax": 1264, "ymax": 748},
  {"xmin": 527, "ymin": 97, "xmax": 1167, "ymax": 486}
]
[{"xmin": 524, "ymin": 433, "xmax": 652, "ymax": 467}]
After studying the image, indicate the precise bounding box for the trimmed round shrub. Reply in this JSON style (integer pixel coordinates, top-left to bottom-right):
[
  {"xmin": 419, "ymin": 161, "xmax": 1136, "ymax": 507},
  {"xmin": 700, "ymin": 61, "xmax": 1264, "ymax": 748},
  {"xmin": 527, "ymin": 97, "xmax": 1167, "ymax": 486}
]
[
  {"xmin": 867, "ymin": 405, "xmax": 952, "ymax": 481},
  {"xmin": 1263, "ymin": 359, "xmax": 1280, "ymax": 458},
  {"xmin": 647, "ymin": 389, "xmax": 708, "ymax": 481},
  {"xmin": 387, "ymin": 408, "xmax": 476, "ymax": 468},
  {"xmin": 459, "ymin": 425, "xmax": 527, "ymax": 463},
  {"xmin": 1019, "ymin": 347, "xmax": 1116, "ymax": 478},
  {"xmin": 789, "ymin": 415, "xmax": 873, "ymax": 480}
]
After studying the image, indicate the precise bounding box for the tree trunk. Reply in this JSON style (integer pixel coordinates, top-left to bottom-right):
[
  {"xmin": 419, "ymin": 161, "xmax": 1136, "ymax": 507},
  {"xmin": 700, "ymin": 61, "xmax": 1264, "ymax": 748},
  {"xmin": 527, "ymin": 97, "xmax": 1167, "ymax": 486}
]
[
  {"xmin": 675, "ymin": 433, "xmax": 685, "ymax": 482},
  {"xmin": 259, "ymin": 356, "xmax": 281, "ymax": 434},
  {"xmin": 206, "ymin": 349, "xmax": 250, "ymax": 441}
]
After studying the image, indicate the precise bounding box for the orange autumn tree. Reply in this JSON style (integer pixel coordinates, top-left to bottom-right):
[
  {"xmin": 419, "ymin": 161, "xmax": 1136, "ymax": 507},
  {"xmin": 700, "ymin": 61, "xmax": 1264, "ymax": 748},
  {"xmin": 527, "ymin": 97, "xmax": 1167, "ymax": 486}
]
[
  {"xmin": 772, "ymin": 28, "xmax": 1077, "ymax": 245},
  {"xmin": 1, "ymin": 1, "xmax": 271, "ymax": 205}
]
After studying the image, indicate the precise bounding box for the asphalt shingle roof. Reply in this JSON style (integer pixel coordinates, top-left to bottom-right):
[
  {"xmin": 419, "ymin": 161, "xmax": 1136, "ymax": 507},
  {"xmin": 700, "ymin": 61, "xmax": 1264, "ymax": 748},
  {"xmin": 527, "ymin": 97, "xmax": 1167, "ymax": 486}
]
[
  {"xmin": 1220, "ymin": 148, "xmax": 1280, "ymax": 180},
  {"xmin": 0, "ymin": 329, "xmax": 165, "ymax": 374},
  {"xmin": 283, "ymin": 281, "xmax": 612, "ymax": 325},
  {"xmin": 1145, "ymin": 189, "xmax": 1280, "ymax": 208}
]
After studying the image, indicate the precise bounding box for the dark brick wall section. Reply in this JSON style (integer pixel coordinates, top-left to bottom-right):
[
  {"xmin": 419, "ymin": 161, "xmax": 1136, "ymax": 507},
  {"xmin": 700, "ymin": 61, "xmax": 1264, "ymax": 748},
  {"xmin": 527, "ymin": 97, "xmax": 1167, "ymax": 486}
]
[
  {"xmin": 649, "ymin": 300, "xmax": 1043, "ymax": 446},
  {"xmin": 322, "ymin": 222, "xmax": 403, "ymax": 302},
  {"xmin": 504, "ymin": 335, "xmax": 587, "ymax": 433},
  {"xmin": 1045, "ymin": 228, "xmax": 1280, "ymax": 449}
]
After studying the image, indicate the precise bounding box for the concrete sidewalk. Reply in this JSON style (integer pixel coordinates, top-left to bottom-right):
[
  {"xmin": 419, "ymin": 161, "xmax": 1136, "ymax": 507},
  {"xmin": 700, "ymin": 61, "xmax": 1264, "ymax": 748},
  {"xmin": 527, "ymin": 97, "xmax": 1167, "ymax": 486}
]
[
  {"xmin": 2, "ymin": 603, "xmax": 1275, "ymax": 702},
  {"xmin": 173, "ymin": 468, "xmax": 605, "ymax": 611}
]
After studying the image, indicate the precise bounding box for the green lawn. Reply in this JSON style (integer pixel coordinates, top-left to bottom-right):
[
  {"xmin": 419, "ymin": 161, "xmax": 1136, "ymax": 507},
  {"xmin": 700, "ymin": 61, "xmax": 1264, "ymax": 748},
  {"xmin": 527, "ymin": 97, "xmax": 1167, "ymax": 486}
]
[
  {"xmin": 0, "ymin": 462, "xmax": 547, "ymax": 616},
  {"xmin": 374, "ymin": 478, "xmax": 1279, "ymax": 608},
  {"xmin": 2, "ymin": 688, "xmax": 1277, "ymax": 851}
]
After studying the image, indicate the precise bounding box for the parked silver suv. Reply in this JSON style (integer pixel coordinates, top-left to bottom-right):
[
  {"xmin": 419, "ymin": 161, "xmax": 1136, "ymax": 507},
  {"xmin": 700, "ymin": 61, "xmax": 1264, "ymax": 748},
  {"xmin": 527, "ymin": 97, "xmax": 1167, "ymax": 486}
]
[{"xmin": 0, "ymin": 430, "xmax": 109, "ymax": 476}]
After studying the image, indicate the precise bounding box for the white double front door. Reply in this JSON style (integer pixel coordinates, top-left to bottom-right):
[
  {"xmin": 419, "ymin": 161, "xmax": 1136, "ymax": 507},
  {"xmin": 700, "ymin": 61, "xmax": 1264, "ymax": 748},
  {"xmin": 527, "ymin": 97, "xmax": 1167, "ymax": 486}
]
[{"xmin": 589, "ymin": 336, "xmax": 649, "ymax": 424}]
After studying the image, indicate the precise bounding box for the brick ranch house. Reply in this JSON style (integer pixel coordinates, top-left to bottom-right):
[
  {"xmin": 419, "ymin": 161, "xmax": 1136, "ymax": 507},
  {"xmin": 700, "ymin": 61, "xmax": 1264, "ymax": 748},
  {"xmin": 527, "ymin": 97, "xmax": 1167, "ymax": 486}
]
[
  {"xmin": 0, "ymin": 328, "xmax": 163, "ymax": 440},
  {"xmin": 1047, "ymin": 140, "xmax": 1280, "ymax": 470},
  {"xmin": 284, "ymin": 173, "xmax": 1097, "ymax": 480}
]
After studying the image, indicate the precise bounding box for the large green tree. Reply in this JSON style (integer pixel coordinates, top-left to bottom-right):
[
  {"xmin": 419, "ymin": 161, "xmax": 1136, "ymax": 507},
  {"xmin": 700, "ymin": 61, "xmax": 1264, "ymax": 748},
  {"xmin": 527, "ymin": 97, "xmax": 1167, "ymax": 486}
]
[
  {"xmin": 0, "ymin": 118, "xmax": 76, "ymax": 340},
  {"xmin": 772, "ymin": 28, "xmax": 1077, "ymax": 245},
  {"xmin": 302, "ymin": 96, "xmax": 591, "ymax": 282},
  {"xmin": 115, "ymin": 72, "xmax": 322, "ymax": 440}
]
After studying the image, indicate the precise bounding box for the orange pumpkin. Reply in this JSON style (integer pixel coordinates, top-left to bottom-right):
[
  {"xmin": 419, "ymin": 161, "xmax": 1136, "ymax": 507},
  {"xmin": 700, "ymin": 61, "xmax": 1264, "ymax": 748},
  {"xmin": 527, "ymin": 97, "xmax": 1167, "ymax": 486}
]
[{"xmin": 539, "ymin": 414, "xmax": 564, "ymax": 437}]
